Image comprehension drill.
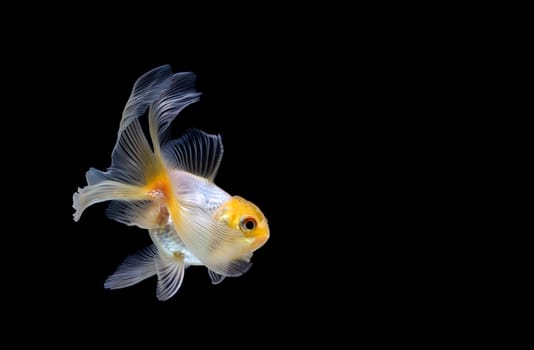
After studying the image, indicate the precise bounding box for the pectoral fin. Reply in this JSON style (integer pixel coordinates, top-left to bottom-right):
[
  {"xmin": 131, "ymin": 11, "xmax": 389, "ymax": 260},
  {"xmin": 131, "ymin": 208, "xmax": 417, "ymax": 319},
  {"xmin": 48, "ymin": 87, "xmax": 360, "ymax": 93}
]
[{"xmin": 208, "ymin": 269, "xmax": 225, "ymax": 285}]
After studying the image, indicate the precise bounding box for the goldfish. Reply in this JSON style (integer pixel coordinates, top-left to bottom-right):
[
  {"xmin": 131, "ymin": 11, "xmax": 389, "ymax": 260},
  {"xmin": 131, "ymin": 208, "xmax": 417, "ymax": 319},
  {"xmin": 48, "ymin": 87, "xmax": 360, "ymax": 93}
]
[{"xmin": 73, "ymin": 65, "xmax": 269, "ymax": 301}]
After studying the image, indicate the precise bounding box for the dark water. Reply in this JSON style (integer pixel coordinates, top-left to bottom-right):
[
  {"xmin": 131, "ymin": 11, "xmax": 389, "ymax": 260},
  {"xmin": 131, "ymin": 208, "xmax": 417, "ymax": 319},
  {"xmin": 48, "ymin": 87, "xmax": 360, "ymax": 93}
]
[{"xmin": 8, "ymin": 53, "xmax": 440, "ymax": 344}]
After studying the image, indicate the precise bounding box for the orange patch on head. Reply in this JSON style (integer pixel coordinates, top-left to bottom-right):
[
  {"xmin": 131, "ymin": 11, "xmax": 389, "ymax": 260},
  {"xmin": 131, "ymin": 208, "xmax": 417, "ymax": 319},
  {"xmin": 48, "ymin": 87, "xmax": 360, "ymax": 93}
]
[{"xmin": 213, "ymin": 196, "xmax": 270, "ymax": 253}]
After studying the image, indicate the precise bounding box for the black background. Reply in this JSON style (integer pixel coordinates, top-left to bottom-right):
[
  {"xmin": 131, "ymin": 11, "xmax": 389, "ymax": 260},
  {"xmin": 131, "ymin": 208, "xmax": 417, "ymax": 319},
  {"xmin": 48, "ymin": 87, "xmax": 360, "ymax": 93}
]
[
  {"xmin": 6, "ymin": 36, "xmax": 431, "ymax": 343},
  {"xmin": 18, "ymin": 58, "xmax": 370, "ymax": 339},
  {"xmin": 0, "ymin": 6, "xmax": 489, "ymax": 345}
]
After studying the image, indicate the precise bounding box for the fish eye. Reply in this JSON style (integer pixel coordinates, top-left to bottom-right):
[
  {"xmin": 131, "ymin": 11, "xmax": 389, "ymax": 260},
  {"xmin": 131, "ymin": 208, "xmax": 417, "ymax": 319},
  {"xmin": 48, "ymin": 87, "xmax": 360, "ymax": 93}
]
[{"xmin": 240, "ymin": 217, "xmax": 257, "ymax": 232}]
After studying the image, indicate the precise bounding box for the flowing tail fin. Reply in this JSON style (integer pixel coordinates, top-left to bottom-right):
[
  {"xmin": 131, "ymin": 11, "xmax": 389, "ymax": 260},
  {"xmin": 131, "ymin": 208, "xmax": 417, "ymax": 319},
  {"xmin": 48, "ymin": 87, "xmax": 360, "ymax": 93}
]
[{"xmin": 72, "ymin": 65, "xmax": 199, "ymax": 225}]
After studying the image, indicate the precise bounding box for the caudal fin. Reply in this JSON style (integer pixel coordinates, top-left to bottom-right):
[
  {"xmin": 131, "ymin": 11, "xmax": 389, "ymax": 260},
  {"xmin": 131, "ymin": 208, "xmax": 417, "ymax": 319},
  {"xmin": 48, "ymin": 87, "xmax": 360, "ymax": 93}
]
[{"xmin": 72, "ymin": 66, "xmax": 198, "ymax": 225}]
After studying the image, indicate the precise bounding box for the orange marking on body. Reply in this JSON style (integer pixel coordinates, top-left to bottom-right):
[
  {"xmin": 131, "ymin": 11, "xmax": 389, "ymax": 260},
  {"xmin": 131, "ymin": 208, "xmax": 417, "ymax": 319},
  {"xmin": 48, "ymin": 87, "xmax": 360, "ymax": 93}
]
[
  {"xmin": 145, "ymin": 173, "xmax": 172, "ymax": 200},
  {"xmin": 143, "ymin": 168, "xmax": 183, "ymax": 228}
]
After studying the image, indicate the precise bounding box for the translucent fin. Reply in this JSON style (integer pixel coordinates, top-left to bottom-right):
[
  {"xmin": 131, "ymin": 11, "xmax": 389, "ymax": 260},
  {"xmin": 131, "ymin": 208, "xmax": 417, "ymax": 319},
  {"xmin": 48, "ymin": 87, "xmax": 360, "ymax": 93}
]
[
  {"xmin": 106, "ymin": 200, "xmax": 161, "ymax": 229},
  {"xmin": 74, "ymin": 66, "xmax": 196, "ymax": 224},
  {"xmin": 148, "ymin": 72, "xmax": 201, "ymax": 155},
  {"xmin": 163, "ymin": 128, "xmax": 224, "ymax": 181},
  {"xmin": 208, "ymin": 269, "xmax": 226, "ymax": 285},
  {"xmin": 104, "ymin": 245, "xmax": 158, "ymax": 289},
  {"xmin": 73, "ymin": 181, "xmax": 150, "ymax": 221},
  {"xmin": 155, "ymin": 253, "xmax": 185, "ymax": 301},
  {"xmin": 86, "ymin": 66, "xmax": 172, "ymax": 186},
  {"xmin": 170, "ymin": 203, "xmax": 252, "ymax": 277},
  {"xmin": 118, "ymin": 65, "xmax": 173, "ymax": 137},
  {"xmin": 219, "ymin": 258, "xmax": 252, "ymax": 277},
  {"xmin": 87, "ymin": 118, "xmax": 157, "ymax": 186},
  {"xmin": 74, "ymin": 110, "xmax": 170, "ymax": 222}
]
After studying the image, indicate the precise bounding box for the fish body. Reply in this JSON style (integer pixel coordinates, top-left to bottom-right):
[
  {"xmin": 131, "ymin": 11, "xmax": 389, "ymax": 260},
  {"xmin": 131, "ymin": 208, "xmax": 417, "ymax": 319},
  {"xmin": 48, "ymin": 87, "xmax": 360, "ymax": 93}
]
[{"xmin": 73, "ymin": 65, "xmax": 269, "ymax": 300}]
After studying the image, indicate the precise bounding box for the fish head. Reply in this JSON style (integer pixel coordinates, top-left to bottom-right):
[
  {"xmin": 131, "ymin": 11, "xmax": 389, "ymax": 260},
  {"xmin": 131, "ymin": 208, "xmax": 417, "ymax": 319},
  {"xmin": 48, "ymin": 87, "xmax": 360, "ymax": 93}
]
[{"xmin": 213, "ymin": 195, "xmax": 270, "ymax": 253}]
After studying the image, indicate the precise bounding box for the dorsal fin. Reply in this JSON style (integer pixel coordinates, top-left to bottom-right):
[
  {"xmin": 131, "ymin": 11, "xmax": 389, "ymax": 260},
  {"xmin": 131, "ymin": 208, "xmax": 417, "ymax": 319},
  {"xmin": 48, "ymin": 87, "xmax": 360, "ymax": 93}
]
[{"xmin": 163, "ymin": 128, "xmax": 224, "ymax": 181}]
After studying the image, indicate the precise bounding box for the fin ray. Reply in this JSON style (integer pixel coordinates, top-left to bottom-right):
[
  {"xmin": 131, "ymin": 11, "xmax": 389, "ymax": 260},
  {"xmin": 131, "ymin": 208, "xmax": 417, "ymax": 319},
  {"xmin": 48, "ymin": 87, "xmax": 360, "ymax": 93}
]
[
  {"xmin": 73, "ymin": 181, "xmax": 150, "ymax": 221},
  {"xmin": 163, "ymin": 128, "xmax": 224, "ymax": 181},
  {"xmin": 106, "ymin": 200, "xmax": 162, "ymax": 229},
  {"xmin": 104, "ymin": 245, "xmax": 158, "ymax": 289},
  {"xmin": 88, "ymin": 118, "xmax": 156, "ymax": 186},
  {"xmin": 148, "ymin": 72, "xmax": 201, "ymax": 156},
  {"xmin": 155, "ymin": 253, "xmax": 185, "ymax": 301},
  {"xmin": 118, "ymin": 65, "xmax": 173, "ymax": 136},
  {"xmin": 208, "ymin": 269, "xmax": 226, "ymax": 285}
]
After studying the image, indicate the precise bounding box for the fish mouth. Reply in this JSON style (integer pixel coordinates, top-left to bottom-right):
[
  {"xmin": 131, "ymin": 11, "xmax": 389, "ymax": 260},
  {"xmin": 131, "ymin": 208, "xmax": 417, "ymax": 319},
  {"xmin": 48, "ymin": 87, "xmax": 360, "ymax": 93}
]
[{"xmin": 249, "ymin": 232, "xmax": 270, "ymax": 252}]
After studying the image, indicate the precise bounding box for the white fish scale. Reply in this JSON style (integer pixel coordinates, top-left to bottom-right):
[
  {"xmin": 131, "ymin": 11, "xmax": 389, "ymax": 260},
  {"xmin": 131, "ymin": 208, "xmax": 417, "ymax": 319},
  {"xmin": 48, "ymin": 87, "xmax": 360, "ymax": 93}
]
[
  {"xmin": 150, "ymin": 225, "xmax": 202, "ymax": 265},
  {"xmin": 169, "ymin": 170, "xmax": 230, "ymax": 214}
]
